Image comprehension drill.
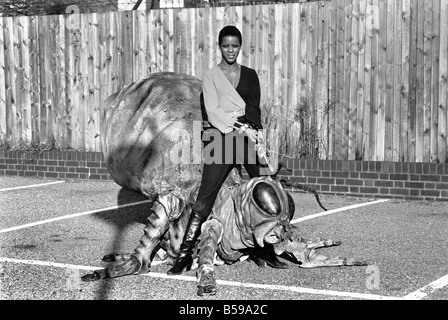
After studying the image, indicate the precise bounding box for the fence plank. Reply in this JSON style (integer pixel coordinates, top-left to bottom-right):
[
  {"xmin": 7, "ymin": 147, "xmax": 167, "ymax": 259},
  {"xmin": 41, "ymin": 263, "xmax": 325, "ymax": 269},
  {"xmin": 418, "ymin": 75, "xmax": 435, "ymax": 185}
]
[
  {"xmin": 430, "ymin": 0, "xmax": 440, "ymax": 162},
  {"xmin": 327, "ymin": 1, "xmax": 337, "ymax": 159},
  {"xmin": 376, "ymin": 0, "xmax": 387, "ymax": 161},
  {"xmin": 55, "ymin": 16, "xmax": 68, "ymax": 149},
  {"xmin": 408, "ymin": 0, "xmax": 418, "ymax": 162},
  {"xmin": 392, "ymin": 0, "xmax": 402, "ymax": 161},
  {"xmin": 334, "ymin": 0, "xmax": 345, "ymax": 159},
  {"xmin": 439, "ymin": 0, "xmax": 448, "ymax": 162},
  {"xmin": 356, "ymin": 0, "xmax": 367, "ymax": 160},
  {"xmin": 317, "ymin": 0, "xmax": 330, "ymax": 159},
  {"xmin": 415, "ymin": 0, "xmax": 425, "ymax": 162},
  {"xmin": 385, "ymin": 0, "xmax": 395, "ymax": 161},
  {"xmin": 422, "ymin": 0, "xmax": 433, "ymax": 162},
  {"xmin": 0, "ymin": 18, "xmax": 6, "ymax": 143},
  {"xmin": 88, "ymin": 14, "xmax": 101, "ymax": 151},
  {"xmin": 299, "ymin": 2, "xmax": 308, "ymax": 100},
  {"xmin": 362, "ymin": 0, "xmax": 373, "ymax": 160},
  {"xmin": 400, "ymin": 0, "xmax": 411, "ymax": 162},
  {"xmin": 348, "ymin": 0, "xmax": 359, "ymax": 160}
]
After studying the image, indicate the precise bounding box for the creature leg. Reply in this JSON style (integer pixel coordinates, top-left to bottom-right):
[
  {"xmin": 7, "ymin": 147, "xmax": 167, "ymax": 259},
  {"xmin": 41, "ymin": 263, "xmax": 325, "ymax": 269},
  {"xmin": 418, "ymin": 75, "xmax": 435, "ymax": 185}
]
[
  {"xmin": 81, "ymin": 194, "xmax": 179, "ymax": 282},
  {"xmin": 285, "ymin": 226, "xmax": 368, "ymax": 269},
  {"xmin": 196, "ymin": 218, "xmax": 223, "ymax": 296}
]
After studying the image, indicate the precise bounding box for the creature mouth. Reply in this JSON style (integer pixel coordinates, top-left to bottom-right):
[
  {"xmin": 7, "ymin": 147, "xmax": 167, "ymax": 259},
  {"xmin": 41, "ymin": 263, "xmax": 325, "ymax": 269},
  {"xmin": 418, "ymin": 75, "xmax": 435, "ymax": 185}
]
[
  {"xmin": 253, "ymin": 222, "xmax": 286, "ymax": 248},
  {"xmin": 264, "ymin": 231, "xmax": 280, "ymax": 244}
]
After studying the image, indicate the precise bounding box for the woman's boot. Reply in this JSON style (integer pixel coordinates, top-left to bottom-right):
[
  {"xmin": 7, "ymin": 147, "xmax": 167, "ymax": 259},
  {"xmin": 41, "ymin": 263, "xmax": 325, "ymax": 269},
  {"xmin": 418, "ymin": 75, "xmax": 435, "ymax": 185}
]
[{"xmin": 167, "ymin": 211, "xmax": 205, "ymax": 275}]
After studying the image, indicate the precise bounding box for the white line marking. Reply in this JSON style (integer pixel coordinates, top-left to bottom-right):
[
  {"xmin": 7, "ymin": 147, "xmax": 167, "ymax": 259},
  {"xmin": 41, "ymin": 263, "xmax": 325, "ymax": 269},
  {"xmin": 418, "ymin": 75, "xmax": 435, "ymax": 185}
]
[
  {"xmin": 143, "ymin": 273, "xmax": 400, "ymax": 300},
  {"xmin": 0, "ymin": 257, "xmax": 401, "ymax": 300},
  {"xmin": 0, "ymin": 181, "xmax": 65, "ymax": 192},
  {"xmin": 0, "ymin": 257, "xmax": 165, "ymax": 270},
  {"xmin": 402, "ymin": 273, "xmax": 448, "ymax": 300},
  {"xmin": 291, "ymin": 199, "xmax": 390, "ymax": 224},
  {"xmin": 0, "ymin": 200, "xmax": 153, "ymax": 234}
]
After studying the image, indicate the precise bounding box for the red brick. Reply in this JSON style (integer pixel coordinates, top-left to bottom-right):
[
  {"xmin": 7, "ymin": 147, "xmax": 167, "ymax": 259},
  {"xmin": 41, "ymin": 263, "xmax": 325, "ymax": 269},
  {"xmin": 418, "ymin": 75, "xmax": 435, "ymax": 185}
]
[
  {"xmin": 405, "ymin": 182, "xmax": 424, "ymax": 189},
  {"xmin": 390, "ymin": 189, "xmax": 409, "ymax": 196},
  {"xmin": 87, "ymin": 162, "xmax": 101, "ymax": 168},
  {"xmin": 360, "ymin": 187, "xmax": 378, "ymax": 194},
  {"xmin": 360, "ymin": 173, "xmax": 379, "ymax": 179},
  {"xmin": 364, "ymin": 180, "xmax": 374, "ymax": 187},
  {"xmin": 45, "ymin": 172, "xmax": 58, "ymax": 178},
  {"xmin": 317, "ymin": 178, "xmax": 335, "ymax": 185},
  {"xmin": 421, "ymin": 190, "xmax": 440, "ymax": 197},
  {"xmin": 390, "ymin": 174, "xmax": 408, "ymax": 181},
  {"xmin": 331, "ymin": 171, "xmax": 349, "ymax": 178},
  {"xmin": 436, "ymin": 183, "xmax": 448, "ymax": 190},
  {"xmin": 394, "ymin": 181, "xmax": 404, "ymax": 188},
  {"xmin": 346, "ymin": 179, "xmax": 364, "ymax": 186},
  {"xmin": 375, "ymin": 180, "xmax": 394, "ymax": 187},
  {"xmin": 350, "ymin": 172, "xmax": 360, "ymax": 178},
  {"xmin": 330, "ymin": 185, "xmax": 349, "ymax": 193},
  {"xmin": 420, "ymin": 175, "xmax": 441, "ymax": 182}
]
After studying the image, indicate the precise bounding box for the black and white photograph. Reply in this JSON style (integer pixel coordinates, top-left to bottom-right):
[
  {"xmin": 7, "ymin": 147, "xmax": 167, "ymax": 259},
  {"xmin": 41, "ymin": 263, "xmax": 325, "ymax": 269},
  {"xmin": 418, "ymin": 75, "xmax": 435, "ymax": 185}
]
[{"xmin": 0, "ymin": 0, "xmax": 447, "ymax": 310}]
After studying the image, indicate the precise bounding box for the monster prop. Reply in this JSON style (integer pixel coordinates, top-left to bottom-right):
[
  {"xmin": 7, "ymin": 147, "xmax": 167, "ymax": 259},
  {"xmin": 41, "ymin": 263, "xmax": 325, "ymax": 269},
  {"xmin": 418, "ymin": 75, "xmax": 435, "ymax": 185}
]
[{"xmin": 81, "ymin": 72, "xmax": 367, "ymax": 296}]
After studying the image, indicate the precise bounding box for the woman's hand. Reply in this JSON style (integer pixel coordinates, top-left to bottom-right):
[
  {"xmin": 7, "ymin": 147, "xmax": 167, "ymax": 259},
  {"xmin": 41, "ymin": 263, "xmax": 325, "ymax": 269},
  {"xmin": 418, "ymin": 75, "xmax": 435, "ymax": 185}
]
[
  {"xmin": 237, "ymin": 123, "xmax": 258, "ymax": 143},
  {"xmin": 245, "ymin": 128, "xmax": 258, "ymax": 143}
]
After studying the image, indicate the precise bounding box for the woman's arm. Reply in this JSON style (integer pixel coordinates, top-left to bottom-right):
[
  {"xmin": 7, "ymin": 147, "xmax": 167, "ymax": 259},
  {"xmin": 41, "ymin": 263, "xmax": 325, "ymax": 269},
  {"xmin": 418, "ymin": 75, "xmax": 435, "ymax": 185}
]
[{"xmin": 245, "ymin": 69, "xmax": 262, "ymax": 129}]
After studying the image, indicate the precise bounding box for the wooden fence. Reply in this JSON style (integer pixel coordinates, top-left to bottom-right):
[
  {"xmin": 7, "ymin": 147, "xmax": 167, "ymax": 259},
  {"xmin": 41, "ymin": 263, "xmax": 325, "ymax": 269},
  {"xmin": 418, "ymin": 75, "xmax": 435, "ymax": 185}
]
[{"xmin": 0, "ymin": 0, "xmax": 448, "ymax": 163}]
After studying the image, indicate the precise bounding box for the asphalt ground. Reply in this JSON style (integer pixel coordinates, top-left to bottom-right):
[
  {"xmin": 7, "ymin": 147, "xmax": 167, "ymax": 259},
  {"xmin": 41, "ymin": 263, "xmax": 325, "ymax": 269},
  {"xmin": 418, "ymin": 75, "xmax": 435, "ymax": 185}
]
[{"xmin": 0, "ymin": 175, "xmax": 447, "ymax": 303}]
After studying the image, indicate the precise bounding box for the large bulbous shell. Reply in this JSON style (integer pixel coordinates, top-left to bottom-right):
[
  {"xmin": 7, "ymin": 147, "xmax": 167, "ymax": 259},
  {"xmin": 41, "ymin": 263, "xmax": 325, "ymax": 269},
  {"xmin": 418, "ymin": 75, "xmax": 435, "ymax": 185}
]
[{"xmin": 101, "ymin": 72, "xmax": 204, "ymax": 199}]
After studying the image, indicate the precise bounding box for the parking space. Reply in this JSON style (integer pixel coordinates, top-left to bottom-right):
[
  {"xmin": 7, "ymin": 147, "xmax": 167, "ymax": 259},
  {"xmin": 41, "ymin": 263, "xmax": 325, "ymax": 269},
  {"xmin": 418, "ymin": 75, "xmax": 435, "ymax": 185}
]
[{"xmin": 0, "ymin": 175, "xmax": 447, "ymax": 301}]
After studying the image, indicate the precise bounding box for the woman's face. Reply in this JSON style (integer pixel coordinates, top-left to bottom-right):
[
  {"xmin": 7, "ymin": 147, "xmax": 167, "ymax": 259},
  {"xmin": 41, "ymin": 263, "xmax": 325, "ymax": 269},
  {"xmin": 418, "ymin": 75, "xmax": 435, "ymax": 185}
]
[{"xmin": 219, "ymin": 35, "xmax": 241, "ymax": 65}]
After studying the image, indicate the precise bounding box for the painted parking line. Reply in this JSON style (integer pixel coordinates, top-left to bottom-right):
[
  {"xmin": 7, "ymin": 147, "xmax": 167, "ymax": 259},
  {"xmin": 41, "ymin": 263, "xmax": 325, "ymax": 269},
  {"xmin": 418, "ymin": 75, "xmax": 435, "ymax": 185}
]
[
  {"xmin": 402, "ymin": 273, "xmax": 448, "ymax": 300},
  {"xmin": 0, "ymin": 257, "xmax": 165, "ymax": 270},
  {"xmin": 0, "ymin": 199, "xmax": 153, "ymax": 234},
  {"xmin": 291, "ymin": 199, "xmax": 390, "ymax": 224},
  {"xmin": 0, "ymin": 257, "xmax": 401, "ymax": 300},
  {"xmin": 0, "ymin": 198, "xmax": 389, "ymax": 235},
  {"xmin": 0, "ymin": 181, "xmax": 65, "ymax": 192}
]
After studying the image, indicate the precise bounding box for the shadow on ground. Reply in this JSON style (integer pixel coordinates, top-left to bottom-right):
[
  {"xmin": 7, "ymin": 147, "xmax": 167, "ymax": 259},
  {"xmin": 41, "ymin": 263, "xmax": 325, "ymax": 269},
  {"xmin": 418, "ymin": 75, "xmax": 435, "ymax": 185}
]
[{"xmin": 90, "ymin": 187, "xmax": 153, "ymax": 300}]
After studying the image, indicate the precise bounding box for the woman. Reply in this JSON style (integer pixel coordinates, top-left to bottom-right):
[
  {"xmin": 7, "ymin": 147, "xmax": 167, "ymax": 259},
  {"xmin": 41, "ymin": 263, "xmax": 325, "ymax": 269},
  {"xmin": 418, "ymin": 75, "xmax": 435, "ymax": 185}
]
[{"xmin": 167, "ymin": 25, "xmax": 286, "ymax": 275}]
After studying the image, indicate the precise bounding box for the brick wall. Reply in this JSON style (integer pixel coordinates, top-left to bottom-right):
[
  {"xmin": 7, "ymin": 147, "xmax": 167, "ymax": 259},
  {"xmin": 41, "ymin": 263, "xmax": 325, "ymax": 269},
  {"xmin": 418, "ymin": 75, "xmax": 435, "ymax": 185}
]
[
  {"xmin": 277, "ymin": 158, "xmax": 448, "ymax": 201},
  {"xmin": 1, "ymin": 150, "xmax": 448, "ymax": 201},
  {"xmin": 0, "ymin": 150, "xmax": 112, "ymax": 181}
]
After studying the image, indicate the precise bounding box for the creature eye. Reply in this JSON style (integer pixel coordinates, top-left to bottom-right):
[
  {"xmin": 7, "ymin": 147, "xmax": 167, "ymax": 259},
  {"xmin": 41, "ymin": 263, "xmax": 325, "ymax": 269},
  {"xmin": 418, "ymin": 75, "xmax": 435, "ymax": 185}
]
[{"xmin": 252, "ymin": 182, "xmax": 281, "ymax": 216}]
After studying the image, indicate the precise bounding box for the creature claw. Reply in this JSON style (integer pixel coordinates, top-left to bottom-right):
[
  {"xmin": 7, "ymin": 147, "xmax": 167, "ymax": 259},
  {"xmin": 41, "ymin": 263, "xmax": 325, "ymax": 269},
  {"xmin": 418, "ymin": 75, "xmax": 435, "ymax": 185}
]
[
  {"xmin": 197, "ymin": 269, "xmax": 217, "ymax": 296},
  {"xmin": 107, "ymin": 255, "xmax": 142, "ymax": 278},
  {"xmin": 81, "ymin": 269, "xmax": 108, "ymax": 282},
  {"xmin": 197, "ymin": 285, "xmax": 217, "ymax": 296},
  {"xmin": 102, "ymin": 254, "xmax": 116, "ymax": 262},
  {"xmin": 352, "ymin": 260, "xmax": 369, "ymax": 266}
]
